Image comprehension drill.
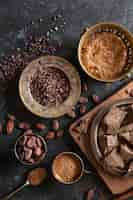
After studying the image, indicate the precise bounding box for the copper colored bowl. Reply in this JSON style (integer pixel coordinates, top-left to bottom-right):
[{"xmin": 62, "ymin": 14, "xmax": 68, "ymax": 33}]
[
  {"xmin": 78, "ymin": 23, "xmax": 133, "ymax": 82},
  {"xmin": 19, "ymin": 56, "xmax": 81, "ymax": 118},
  {"xmin": 90, "ymin": 98, "xmax": 133, "ymax": 176}
]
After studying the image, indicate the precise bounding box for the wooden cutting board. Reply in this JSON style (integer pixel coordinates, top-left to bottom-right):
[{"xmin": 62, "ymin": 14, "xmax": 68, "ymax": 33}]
[{"xmin": 69, "ymin": 81, "xmax": 133, "ymax": 199}]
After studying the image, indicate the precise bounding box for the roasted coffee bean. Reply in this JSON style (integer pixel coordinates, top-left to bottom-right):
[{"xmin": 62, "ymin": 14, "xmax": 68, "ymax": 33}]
[
  {"xmin": 53, "ymin": 120, "xmax": 59, "ymax": 131},
  {"xmin": 80, "ymin": 105, "xmax": 87, "ymax": 114},
  {"xmin": 67, "ymin": 110, "xmax": 76, "ymax": 118},
  {"xmin": 7, "ymin": 113, "xmax": 16, "ymax": 121},
  {"xmin": 56, "ymin": 130, "xmax": 64, "ymax": 137},
  {"xmin": 45, "ymin": 131, "xmax": 55, "ymax": 140},
  {"xmin": 18, "ymin": 122, "xmax": 31, "ymax": 130},
  {"xmin": 36, "ymin": 123, "xmax": 46, "ymax": 130},
  {"xmin": 6, "ymin": 120, "xmax": 14, "ymax": 135},
  {"xmin": 79, "ymin": 96, "xmax": 88, "ymax": 104}
]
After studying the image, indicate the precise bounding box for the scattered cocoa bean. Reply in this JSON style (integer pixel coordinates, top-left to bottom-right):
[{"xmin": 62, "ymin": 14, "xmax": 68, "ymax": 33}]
[
  {"xmin": 82, "ymin": 82, "xmax": 88, "ymax": 92},
  {"xmin": 24, "ymin": 129, "xmax": 33, "ymax": 135},
  {"xmin": 45, "ymin": 131, "xmax": 55, "ymax": 140},
  {"xmin": 36, "ymin": 123, "xmax": 46, "ymax": 130},
  {"xmin": 80, "ymin": 105, "xmax": 87, "ymax": 114},
  {"xmin": 7, "ymin": 113, "xmax": 16, "ymax": 121},
  {"xmin": 53, "ymin": 120, "xmax": 59, "ymax": 131},
  {"xmin": 6, "ymin": 120, "xmax": 14, "ymax": 135},
  {"xmin": 126, "ymin": 88, "xmax": 133, "ymax": 97},
  {"xmin": 79, "ymin": 96, "xmax": 88, "ymax": 104},
  {"xmin": 85, "ymin": 188, "xmax": 95, "ymax": 200},
  {"xmin": 0, "ymin": 122, "xmax": 2, "ymax": 134},
  {"xmin": 56, "ymin": 130, "xmax": 64, "ymax": 137},
  {"xmin": 18, "ymin": 122, "xmax": 31, "ymax": 130},
  {"xmin": 67, "ymin": 110, "xmax": 76, "ymax": 118},
  {"xmin": 91, "ymin": 94, "xmax": 101, "ymax": 104}
]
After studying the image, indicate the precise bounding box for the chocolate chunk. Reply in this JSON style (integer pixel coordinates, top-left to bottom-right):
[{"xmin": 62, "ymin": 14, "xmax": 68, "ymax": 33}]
[
  {"xmin": 104, "ymin": 149, "xmax": 125, "ymax": 169},
  {"xmin": 120, "ymin": 144, "xmax": 133, "ymax": 162},
  {"xmin": 34, "ymin": 147, "xmax": 42, "ymax": 156},
  {"xmin": 104, "ymin": 106, "xmax": 127, "ymax": 132},
  {"xmin": 36, "ymin": 137, "xmax": 43, "ymax": 147},
  {"xmin": 24, "ymin": 149, "xmax": 32, "ymax": 161}
]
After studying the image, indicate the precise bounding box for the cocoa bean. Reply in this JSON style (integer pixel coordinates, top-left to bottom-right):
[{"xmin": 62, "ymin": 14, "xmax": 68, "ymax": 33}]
[
  {"xmin": 6, "ymin": 120, "xmax": 14, "ymax": 135},
  {"xmin": 0, "ymin": 122, "xmax": 2, "ymax": 134},
  {"xmin": 45, "ymin": 131, "xmax": 55, "ymax": 140},
  {"xmin": 67, "ymin": 110, "xmax": 76, "ymax": 118},
  {"xmin": 36, "ymin": 123, "xmax": 46, "ymax": 130},
  {"xmin": 82, "ymin": 82, "xmax": 88, "ymax": 92},
  {"xmin": 79, "ymin": 96, "xmax": 88, "ymax": 104},
  {"xmin": 56, "ymin": 130, "xmax": 64, "ymax": 137},
  {"xmin": 80, "ymin": 105, "xmax": 87, "ymax": 114},
  {"xmin": 18, "ymin": 122, "xmax": 31, "ymax": 130},
  {"xmin": 53, "ymin": 120, "xmax": 59, "ymax": 130},
  {"xmin": 7, "ymin": 113, "xmax": 16, "ymax": 121}
]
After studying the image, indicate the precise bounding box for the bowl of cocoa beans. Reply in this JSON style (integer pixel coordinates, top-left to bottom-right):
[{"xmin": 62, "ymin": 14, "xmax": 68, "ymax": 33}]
[{"xmin": 14, "ymin": 131, "xmax": 47, "ymax": 165}]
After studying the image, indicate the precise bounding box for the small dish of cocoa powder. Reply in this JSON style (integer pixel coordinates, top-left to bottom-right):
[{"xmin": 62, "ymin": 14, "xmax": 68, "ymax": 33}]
[
  {"xmin": 15, "ymin": 133, "xmax": 47, "ymax": 165},
  {"xmin": 52, "ymin": 152, "xmax": 83, "ymax": 184}
]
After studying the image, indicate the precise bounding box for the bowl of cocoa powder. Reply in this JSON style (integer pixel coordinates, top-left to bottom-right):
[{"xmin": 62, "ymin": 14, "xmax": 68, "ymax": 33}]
[
  {"xmin": 19, "ymin": 56, "xmax": 81, "ymax": 118},
  {"xmin": 14, "ymin": 132, "xmax": 47, "ymax": 165},
  {"xmin": 78, "ymin": 23, "xmax": 133, "ymax": 82}
]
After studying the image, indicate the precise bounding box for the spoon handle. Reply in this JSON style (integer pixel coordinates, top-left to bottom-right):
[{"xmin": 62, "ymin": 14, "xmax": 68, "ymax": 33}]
[{"xmin": 1, "ymin": 182, "xmax": 29, "ymax": 200}]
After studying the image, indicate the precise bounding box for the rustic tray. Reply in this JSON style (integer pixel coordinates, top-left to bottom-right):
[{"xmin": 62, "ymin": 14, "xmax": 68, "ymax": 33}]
[{"xmin": 69, "ymin": 81, "xmax": 133, "ymax": 200}]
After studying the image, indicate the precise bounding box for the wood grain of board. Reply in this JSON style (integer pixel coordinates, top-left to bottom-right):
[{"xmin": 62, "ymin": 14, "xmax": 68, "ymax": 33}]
[{"xmin": 69, "ymin": 81, "xmax": 133, "ymax": 199}]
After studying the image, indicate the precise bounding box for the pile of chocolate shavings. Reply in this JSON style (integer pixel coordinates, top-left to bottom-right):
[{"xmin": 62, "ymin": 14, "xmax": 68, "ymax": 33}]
[{"xmin": 0, "ymin": 35, "xmax": 56, "ymax": 91}]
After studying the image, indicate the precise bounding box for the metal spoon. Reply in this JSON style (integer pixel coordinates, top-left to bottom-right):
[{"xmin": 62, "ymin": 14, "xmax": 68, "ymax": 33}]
[{"xmin": 1, "ymin": 167, "xmax": 47, "ymax": 200}]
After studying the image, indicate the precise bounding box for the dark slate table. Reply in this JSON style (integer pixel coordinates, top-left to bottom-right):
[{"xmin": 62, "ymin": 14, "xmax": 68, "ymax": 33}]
[{"xmin": 0, "ymin": 0, "xmax": 133, "ymax": 200}]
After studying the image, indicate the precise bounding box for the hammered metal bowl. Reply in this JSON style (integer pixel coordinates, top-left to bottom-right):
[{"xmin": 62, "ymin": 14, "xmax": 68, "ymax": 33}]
[
  {"xmin": 78, "ymin": 23, "xmax": 133, "ymax": 82},
  {"xmin": 19, "ymin": 56, "xmax": 81, "ymax": 118}
]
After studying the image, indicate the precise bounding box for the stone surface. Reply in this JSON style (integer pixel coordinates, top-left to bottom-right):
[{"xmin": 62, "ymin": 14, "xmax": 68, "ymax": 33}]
[{"xmin": 0, "ymin": 0, "xmax": 133, "ymax": 200}]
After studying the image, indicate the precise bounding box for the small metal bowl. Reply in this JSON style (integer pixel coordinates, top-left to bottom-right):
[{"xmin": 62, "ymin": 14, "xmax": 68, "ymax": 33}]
[
  {"xmin": 78, "ymin": 23, "xmax": 133, "ymax": 82},
  {"xmin": 19, "ymin": 56, "xmax": 81, "ymax": 118},
  {"xmin": 90, "ymin": 98, "xmax": 133, "ymax": 176},
  {"xmin": 14, "ymin": 134, "xmax": 47, "ymax": 166},
  {"xmin": 52, "ymin": 152, "xmax": 91, "ymax": 184}
]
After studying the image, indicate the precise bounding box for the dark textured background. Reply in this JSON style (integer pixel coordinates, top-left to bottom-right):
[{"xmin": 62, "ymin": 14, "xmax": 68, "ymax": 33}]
[{"xmin": 0, "ymin": 0, "xmax": 133, "ymax": 200}]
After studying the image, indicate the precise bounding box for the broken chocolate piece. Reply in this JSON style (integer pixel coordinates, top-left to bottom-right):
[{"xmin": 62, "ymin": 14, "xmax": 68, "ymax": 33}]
[
  {"xmin": 104, "ymin": 106, "xmax": 127, "ymax": 131},
  {"xmin": 120, "ymin": 144, "xmax": 133, "ymax": 162},
  {"xmin": 104, "ymin": 149, "xmax": 125, "ymax": 169}
]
